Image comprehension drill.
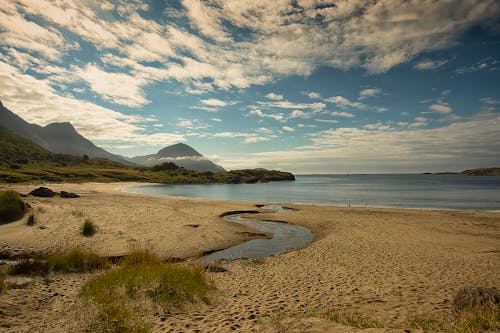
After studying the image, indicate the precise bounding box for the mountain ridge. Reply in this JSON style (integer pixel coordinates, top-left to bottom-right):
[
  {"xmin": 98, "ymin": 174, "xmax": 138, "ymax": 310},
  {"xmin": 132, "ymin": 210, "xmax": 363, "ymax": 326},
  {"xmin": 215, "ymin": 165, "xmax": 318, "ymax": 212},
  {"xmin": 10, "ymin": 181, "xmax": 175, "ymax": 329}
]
[{"xmin": 0, "ymin": 101, "xmax": 131, "ymax": 165}]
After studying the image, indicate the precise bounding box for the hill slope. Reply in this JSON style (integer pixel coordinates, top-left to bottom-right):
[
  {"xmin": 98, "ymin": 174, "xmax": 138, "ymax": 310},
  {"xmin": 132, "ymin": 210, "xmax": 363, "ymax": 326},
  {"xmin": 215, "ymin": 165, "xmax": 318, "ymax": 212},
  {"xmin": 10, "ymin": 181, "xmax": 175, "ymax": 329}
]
[
  {"xmin": 0, "ymin": 100, "xmax": 131, "ymax": 165},
  {"xmin": 129, "ymin": 143, "xmax": 226, "ymax": 172}
]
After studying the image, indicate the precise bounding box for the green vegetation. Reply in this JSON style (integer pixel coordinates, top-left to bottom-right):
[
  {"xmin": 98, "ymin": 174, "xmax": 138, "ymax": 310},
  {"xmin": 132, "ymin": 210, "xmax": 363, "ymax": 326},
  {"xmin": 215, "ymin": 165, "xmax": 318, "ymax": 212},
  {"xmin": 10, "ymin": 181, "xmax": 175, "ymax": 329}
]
[
  {"xmin": 0, "ymin": 124, "xmax": 294, "ymax": 184},
  {"xmin": 79, "ymin": 250, "xmax": 213, "ymax": 333},
  {"xmin": 410, "ymin": 286, "xmax": 499, "ymax": 332},
  {"xmin": 7, "ymin": 250, "xmax": 108, "ymax": 276},
  {"xmin": 410, "ymin": 308, "xmax": 499, "ymax": 332},
  {"xmin": 81, "ymin": 219, "xmax": 97, "ymax": 236},
  {"xmin": 8, "ymin": 259, "xmax": 50, "ymax": 276},
  {"xmin": 0, "ymin": 190, "xmax": 25, "ymax": 223},
  {"xmin": 26, "ymin": 213, "xmax": 35, "ymax": 226},
  {"xmin": 462, "ymin": 167, "xmax": 500, "ymax": 176},
  {"xmin": 323, "ymin": 309, "xmax": 381, "ymax": 329},
  {"xmin": 48, "ymin": 249, "xmax": 109, "ymax": 273}
]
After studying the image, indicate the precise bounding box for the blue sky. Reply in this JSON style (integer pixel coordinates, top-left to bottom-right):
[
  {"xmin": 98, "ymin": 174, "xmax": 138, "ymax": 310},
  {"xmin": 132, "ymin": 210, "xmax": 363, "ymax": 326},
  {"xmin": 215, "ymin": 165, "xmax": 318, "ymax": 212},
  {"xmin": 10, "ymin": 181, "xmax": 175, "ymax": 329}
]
[{"xmin": 0, "ymin": 0, "xmax": 499, "ymax": 173}]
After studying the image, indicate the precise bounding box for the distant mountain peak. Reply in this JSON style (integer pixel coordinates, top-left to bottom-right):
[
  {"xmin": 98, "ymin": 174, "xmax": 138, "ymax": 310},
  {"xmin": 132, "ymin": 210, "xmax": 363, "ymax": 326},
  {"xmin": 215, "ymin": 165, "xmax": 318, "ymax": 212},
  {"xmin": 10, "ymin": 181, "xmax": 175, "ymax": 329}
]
[
  {"xmin": 43, "ymin": 122, "xmax": 78, "ymax": 133},
  {"xmin": 157, "ymin": 142, "xmax": 202, "ymax": 158},
  {"xmin": 129, "ymin": 142, "xmax": 226, "ymax": 172}
]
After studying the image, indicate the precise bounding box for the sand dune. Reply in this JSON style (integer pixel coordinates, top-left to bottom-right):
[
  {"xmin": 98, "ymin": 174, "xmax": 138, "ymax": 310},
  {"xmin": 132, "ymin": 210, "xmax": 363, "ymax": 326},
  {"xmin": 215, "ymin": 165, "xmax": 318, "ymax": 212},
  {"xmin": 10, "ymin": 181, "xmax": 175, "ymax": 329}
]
[{"xmin": 0, "ymin": 183, "xmax": 498, "ymax": 332}]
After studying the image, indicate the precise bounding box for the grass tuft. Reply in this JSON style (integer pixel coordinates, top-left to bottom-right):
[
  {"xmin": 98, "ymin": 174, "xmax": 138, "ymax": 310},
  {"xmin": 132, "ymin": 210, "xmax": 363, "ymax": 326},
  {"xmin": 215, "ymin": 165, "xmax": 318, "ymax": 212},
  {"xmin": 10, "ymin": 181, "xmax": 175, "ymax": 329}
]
[
  {"xmin": 323, "ymin": 309, "xmax": 381, "ymax": 329},
  {"xmin": 0, "ymin": 270, "xmax": 5, "ymax": 293},
  {"xmin": 0, "ymin": 190, "xmax": 25, "ymax": 223},
  {"xmin": 410, "ymin": 286, "xmax": 500, "ymax": 333},
  {"xmin": 119, "ymin": 250, "xmax": 160, "ymax": 267},
  {"xmin": 8, "ymin": 259, "xmax": 50, "ymax": 276},
  {"xmin": 26, "ymin": 213, "xmax": 35, "ymax": 226},
  {"xmin": 48, "ymin": 249, "xmax": 109, "ymax": 273},
  {"xmin": 79, "ymin": 250, "xmax": 213, "ymax": 332},
  {"xmin": 81, "ymin": 218, "xmax": 97, "ymax": 236}
]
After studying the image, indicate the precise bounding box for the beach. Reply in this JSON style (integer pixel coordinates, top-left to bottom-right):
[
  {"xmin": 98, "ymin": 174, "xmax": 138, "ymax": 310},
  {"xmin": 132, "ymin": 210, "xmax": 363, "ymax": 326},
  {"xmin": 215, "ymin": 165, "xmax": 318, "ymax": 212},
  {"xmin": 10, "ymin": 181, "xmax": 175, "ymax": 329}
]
[{"xmin": 0, "ymin": 183, "xmax": 499, "ymax": 332}]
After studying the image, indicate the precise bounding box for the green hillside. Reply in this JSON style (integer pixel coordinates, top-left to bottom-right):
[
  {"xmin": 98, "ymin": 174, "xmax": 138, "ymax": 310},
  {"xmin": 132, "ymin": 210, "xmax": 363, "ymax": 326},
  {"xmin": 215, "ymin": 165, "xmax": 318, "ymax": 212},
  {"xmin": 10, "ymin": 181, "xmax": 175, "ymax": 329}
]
[{"xmin": 0, "ymin": 125, "xmax": 294, "ymax": 184}]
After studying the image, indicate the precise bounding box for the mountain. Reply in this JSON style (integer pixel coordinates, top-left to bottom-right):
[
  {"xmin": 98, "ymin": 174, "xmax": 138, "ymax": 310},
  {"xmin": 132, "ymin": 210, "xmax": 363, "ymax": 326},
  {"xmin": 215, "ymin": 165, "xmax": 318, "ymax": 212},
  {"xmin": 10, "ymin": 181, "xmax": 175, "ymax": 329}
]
[
  {"xmin": 0, "ymin": 100, "xmax": 131, "ymax": 165},
  {"xmin": 129, "ymin": 143, "xmax": 226, "ymax": 172}
]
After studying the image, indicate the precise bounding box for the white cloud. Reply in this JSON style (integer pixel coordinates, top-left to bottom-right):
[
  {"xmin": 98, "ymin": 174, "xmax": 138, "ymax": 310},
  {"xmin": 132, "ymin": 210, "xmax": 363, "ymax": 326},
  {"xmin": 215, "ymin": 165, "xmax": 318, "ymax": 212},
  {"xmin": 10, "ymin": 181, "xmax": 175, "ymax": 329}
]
[
  {"xmin": 257, "ymin": 100, "xmax": 326, "ymax": 111},
  {"xmin": 430, "ymin": 103, "xmax": 453, "ymax": 114},
  {"xmin": 414, "ymin": 59, "xmax": 448, "ymax": 70},
  {"xmin": 243, "ymin": 136, "xmax": 270, "ymax": 144},
  {"xmin": 315, "ymin": 119, "xmax": 339, "ymax": 124},
  {"xmin": 358, "ymin": 88, "xmax": 382, "ymax": 100},
  {"xmin": 73, "ymin": 63, "xmax": 149, "ymax": 107},
  {"xmin": 201, "ymin": 98, "xmax": 228, "ymax": 107},
  {"xmin": 225, "ymin": 112, "xmax": 500, "ymax": 173},
  {"xmin": 306, "ymin": 92, "xmax": 321, "ymax": 99},
  {"xmin": 331, "ymin": 111, "xmax": 355, "ymax": 118},
  {"xmin": 265, "ymin": 93, "xmax": 284, "ymax": 100},
  {"xmin": 282, "ymin": 126, "xmax": 294, "ymax": 132},
  {"xmin": 211, "ymin": 118, "xmax": 222, "ymax": 122},
  {"xmin": 326, "ymin": 96, "xmax": 366, "ymax": 109},
  {"xmin": 248, "ymin": 109, "xmax": 286, "ymax": 122},
  {"xmin": 177, "ymin": 119, "xmax": 210, "ymax": 130},
  {"xmin": 480, "ymin": 97, "xmax": 500, "ymax": 105},
  {"xmin": 0, "ymin": 61, "xmax": 183, "ymax": 147},
  {"xmin": 290, "ymin": 110, "xmax": 308, "ymax": 118},
  {"xmin": 455, "ymin": 57, "xmax": 498, "ymax": 74}
]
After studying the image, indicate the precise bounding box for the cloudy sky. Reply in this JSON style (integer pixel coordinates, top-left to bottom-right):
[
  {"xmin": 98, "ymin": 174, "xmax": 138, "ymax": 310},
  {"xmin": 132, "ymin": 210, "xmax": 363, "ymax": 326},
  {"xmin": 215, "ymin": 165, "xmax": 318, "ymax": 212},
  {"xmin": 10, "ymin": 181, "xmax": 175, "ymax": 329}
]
[{"xmin": 1, "ymin": 0, "xmax": 499, "ymax": 173}]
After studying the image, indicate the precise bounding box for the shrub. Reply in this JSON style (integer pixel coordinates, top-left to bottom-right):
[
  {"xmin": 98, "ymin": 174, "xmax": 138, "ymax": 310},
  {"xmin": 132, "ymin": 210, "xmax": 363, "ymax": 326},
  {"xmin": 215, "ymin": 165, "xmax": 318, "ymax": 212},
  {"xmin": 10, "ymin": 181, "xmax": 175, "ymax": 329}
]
[
  {"xmin": 0, "ymin": 190, "xmax": 25, "ymax": 223},
  {"xmin": 81, "ymin": 218, "xmax": 97, "ymax": 236},
  {"xmin": 8, "ymin": 259, "xmax": 50, "ymax": 276},
  {"xmin": 49, "ymin": 249, "xmax": 109, "ymax": 273},
  {"xmin": 26, "ymin": 213, "xmax": 35, "ymax": 226}
]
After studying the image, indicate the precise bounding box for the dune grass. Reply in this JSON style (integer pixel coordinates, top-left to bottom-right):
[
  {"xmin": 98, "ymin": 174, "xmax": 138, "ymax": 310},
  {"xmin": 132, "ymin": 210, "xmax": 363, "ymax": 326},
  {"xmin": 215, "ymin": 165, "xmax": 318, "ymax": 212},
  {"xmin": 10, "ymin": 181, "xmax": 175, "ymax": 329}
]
[
  {"xmin": 79, "ymin": 250, "xmax": 213, "ymax": 332},
  {"xmin": 7, "ymin": 249, "xmax": 109, "ymax": 276},
  {"xmin": 0, "ymin": 190, "xmax": 25, "ymax": 223},
  {"xmin": 410, "ymin": 286, "xmax": 499, "ymax": 333},
  {"xmin": 323, "ymin": 309, "xmax": 381, "ymax": 329},
  {"xmin": 81, "ymin": 218, "xmax": 97, "ymax": 236},
  {"xmin": 7, "ymin": 259, "xmax": 50, "ymax": 276},
  {"xmin": 48, "ymin": 249, "xmax": 109, "ymax": 273}
]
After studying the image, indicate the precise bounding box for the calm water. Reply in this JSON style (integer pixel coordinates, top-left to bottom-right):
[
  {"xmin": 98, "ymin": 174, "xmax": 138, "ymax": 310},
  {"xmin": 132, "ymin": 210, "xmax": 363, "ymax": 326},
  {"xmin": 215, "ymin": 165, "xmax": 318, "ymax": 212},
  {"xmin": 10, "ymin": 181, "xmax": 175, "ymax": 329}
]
[
  {"xmin": 123, "ymin": 174, "xmax": 500, "ymax": 211},
  {"xmin": 200, "ymin": 207, "xmax": 314, "ymax": 262}
]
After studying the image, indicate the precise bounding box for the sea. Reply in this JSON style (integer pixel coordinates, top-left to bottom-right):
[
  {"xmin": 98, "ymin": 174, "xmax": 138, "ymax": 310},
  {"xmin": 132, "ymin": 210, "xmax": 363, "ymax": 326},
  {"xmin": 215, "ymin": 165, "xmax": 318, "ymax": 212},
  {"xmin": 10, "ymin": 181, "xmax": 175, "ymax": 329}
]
[{"xmin": 123, "ymin": 174, "xmax": 500, "ymax": 211}]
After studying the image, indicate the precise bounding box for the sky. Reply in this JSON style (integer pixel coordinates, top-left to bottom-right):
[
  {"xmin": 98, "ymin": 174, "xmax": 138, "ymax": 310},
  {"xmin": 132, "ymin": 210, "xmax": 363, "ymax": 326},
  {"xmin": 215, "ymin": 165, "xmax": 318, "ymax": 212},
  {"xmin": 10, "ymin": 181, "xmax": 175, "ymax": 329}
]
[{"xmin": 0, "ymin": 0, "xmax": 499, "ymax": 173}]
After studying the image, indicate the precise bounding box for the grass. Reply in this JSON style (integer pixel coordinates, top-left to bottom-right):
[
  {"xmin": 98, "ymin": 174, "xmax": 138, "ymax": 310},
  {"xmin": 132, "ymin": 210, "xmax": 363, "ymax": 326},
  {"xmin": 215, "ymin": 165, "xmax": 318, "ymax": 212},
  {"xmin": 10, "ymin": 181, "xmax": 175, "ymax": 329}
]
[
  {"xmin": 7, "ymin": 249, "xmax": 109, "ymax": 275},
  {"xmin": 79, "ymin": 250, "xmax": 213, "ymax": 332},
  {"xmin": 48, "ymin": 249, "xmax": 109, "ymax": 273},
  {"xmin": 26, "ymin": 213, "xmax": 35, "ymax": 226},
  {"xmin": 0, "ymin": 190, "xmax": 25, "ymax": 223},
  {"xmin": 81, "ymin": 218, "xmax": 97, "ymax": 236},
  {"xmin": 323, "ymin": 309, "xmax": 381, "ymax": 329},
  {"xmin": 410, "ymin": 286, "xmax": 500, "ymax": 333},
  {"xmin": 410, "ymin": 308, "xmax": 499, "ymax": 332},
  {"xmin": 7, "ymin": 259, "xmax": 50, "ymax": 276}
]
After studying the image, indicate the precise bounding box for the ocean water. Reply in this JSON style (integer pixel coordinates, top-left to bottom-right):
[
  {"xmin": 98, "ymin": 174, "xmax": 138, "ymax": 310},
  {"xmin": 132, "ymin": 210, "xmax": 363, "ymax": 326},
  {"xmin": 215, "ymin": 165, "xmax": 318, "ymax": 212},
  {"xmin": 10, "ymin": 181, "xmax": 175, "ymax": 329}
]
[{"xmin": 123, "ymin": 174, "xmax": 500, "ymax": 211}]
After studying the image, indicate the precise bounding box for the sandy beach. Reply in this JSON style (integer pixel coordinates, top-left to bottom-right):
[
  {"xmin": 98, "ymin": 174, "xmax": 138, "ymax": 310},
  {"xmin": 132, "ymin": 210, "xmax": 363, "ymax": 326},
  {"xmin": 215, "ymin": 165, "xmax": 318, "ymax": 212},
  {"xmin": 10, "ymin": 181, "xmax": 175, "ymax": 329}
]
[{"xmin": 0, "ymin": 183, "xmax": 498, "ymax": 332}]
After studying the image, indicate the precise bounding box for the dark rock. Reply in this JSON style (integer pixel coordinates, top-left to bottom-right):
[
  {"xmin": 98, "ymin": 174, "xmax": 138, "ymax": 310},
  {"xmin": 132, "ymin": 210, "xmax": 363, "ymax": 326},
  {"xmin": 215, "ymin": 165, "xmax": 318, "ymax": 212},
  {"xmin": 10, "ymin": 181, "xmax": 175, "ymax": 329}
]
[
  {"xmin": 60, "ymin": 191, "xmax": 79, "ymax": 198},
  {"xmin": 185, "ymin": 224, "xmax": 199, "ymax": 228},
  {"xmin": 30, "ymin": 187, "xmax": 56, "ymax": 197}
]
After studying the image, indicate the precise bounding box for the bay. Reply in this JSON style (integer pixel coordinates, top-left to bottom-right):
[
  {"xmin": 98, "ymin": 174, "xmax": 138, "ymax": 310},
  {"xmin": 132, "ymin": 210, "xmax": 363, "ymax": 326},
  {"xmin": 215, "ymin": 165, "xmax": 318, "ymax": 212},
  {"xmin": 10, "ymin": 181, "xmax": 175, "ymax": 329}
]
[{"xmin": 123, "ymin": 174, "xmax": 500, "ymax": 211}]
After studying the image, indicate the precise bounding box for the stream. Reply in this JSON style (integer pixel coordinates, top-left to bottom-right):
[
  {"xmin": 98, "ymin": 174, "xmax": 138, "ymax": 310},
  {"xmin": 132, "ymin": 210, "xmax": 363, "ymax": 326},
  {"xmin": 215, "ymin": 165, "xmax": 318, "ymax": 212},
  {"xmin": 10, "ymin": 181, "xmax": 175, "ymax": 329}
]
[{"xmin": 199, "ymin": 205, "xmax": 314, "ymax": 263}]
